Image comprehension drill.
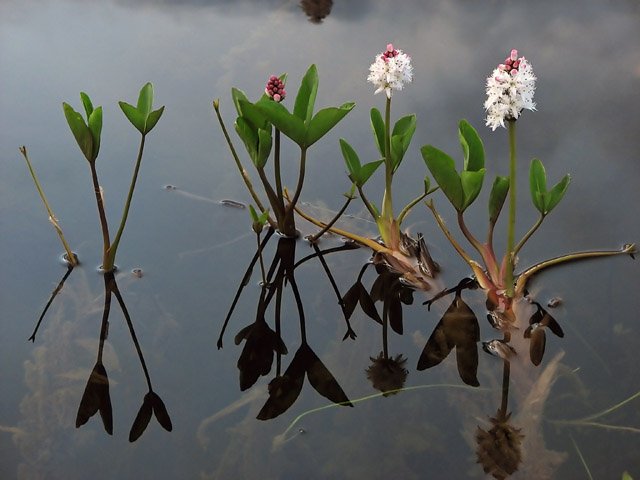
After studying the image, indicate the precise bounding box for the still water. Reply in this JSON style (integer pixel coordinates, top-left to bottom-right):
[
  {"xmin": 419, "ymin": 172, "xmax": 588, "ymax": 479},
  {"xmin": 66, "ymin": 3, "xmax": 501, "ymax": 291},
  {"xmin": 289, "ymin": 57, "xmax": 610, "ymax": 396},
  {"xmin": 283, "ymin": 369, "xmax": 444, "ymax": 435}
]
[{"xmin": 1, "ymin": 0, "xmax": 639, "ymax": 478}]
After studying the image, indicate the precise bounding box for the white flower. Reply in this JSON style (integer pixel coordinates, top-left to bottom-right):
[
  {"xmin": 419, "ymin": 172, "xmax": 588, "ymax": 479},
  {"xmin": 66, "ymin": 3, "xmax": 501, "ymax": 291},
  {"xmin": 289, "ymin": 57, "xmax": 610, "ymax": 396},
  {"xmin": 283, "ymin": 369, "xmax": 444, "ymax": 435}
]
[
  {"xmin": 484, "ymin": 49, "xmax": 536, "ymax": 131},
  {"xmin": 368, "ymin": 44, "xmax": 413, "ymax": 98}
]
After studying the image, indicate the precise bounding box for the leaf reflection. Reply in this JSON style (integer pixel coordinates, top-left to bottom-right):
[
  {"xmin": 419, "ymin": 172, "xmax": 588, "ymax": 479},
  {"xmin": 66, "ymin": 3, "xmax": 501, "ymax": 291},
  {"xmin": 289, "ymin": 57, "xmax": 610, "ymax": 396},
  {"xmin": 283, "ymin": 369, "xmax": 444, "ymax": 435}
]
[{"xmin": 417, "ymin": 288, "xmax": 480, "ymax": 387}]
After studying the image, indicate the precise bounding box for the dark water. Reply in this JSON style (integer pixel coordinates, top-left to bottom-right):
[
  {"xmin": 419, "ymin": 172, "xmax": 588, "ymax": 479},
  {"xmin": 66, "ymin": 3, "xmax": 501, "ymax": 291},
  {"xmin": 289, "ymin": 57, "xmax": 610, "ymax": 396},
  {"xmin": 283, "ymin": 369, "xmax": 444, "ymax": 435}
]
[{"xmin": 1, "ymin": 0, "xmax": 639, "ymax": 478}]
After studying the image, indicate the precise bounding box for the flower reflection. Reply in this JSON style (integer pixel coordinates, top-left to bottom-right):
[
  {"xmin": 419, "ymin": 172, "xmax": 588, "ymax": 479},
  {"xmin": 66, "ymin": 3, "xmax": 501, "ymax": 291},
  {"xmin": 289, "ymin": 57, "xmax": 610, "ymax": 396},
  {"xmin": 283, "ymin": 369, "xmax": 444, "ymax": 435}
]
[
  {"xmin": 476, "ymin": 411, "xmax": 524, "ymax": 480},
  {"xmin": 365, "ymin": 352, "xmax": 408, "ymax": 396}
]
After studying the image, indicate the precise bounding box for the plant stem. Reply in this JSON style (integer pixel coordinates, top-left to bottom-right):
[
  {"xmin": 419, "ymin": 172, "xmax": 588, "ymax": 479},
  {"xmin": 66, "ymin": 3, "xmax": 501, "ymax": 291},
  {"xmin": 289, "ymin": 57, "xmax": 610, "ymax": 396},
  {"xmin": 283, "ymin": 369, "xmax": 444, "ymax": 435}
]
[
  {"xmin": 104, "ymin": 134, "xmax": 146, "ymax": 271},
  {"xmin": 19, "ymin": 146, "xmax": 77, "ymax": 266},
  {"xmin": 308, "ymin": 193, "xmax": 354, "ymax": 243},
  {"xmin": 381, "ymin": 96, "xmax": 393, "ymax": 223},
  {"xmin": 397, "ymin": 192, "xmax": 427, "ymax": 225},
  {"xmin": 514, "ymin": 243, "xmax": 636, "ymax": 295},
  {"xmin": 273, "ymin": 129, "xmax": 284, "ymax": 211},
  {"xmin": 505, "ymin": 120, "xmax": 517, "ymax": 297},
  {"xmin": 513, "ymin": 213, "xmax": 545, "ymax": 257},
  {"xmin": 213, "ymin": 100, "xmax": 275, "ymax": 227},
  {"xmin": 89, "ymin": 163, "xmax": 112, "ymax": 269},
  {"xmin": 357, "ymin": 184, "xmax": 379, "ymax": 220}
]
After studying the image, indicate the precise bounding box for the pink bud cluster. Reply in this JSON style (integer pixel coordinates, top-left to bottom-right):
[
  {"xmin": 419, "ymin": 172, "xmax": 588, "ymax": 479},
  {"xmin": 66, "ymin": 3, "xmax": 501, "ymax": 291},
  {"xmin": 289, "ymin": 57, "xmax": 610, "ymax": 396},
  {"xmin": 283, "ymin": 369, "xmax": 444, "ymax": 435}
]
[
  {"xmin": 380, "ymin": 43, "xmax": 399, "ymax": 62},
  {"xmin": 265, "ymin": 75, "xmax": 286, "ymax": 102},
  {"xmin": 498, "ymin": 49, "xmax": 522, "ymax": 77}
]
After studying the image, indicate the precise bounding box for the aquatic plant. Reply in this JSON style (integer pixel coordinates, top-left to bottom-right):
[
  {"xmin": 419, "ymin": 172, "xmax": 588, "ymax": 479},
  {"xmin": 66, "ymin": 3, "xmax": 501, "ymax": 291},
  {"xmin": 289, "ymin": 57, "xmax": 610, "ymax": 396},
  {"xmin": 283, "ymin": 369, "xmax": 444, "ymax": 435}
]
[
  {"xmin": 422, "ymin": 49, "xmax": 635, "ymax": 342},
  {"xmin": 214, "ymin": 65, "xmax": 354, "ymax": 237}
]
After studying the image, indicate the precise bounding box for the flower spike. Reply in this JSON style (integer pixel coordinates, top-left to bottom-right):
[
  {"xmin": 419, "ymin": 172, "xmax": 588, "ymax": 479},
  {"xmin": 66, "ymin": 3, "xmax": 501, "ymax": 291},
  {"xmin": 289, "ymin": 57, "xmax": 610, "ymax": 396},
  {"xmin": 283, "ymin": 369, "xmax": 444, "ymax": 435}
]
[
  {"xmin": 368, "ymin": 43, "xmax": 413, "ymax": 98},
  {"xmin": 484, "ymin": 49, "xmax": 536, "ymax": 130}
]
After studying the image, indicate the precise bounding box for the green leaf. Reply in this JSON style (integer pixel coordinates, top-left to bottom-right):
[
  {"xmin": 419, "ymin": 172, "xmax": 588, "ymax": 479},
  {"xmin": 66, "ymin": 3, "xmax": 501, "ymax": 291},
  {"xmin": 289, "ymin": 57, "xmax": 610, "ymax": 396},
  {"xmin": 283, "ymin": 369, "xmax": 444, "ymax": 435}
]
[
  {"xmin": 80, "ymin": 92, "xmax": 94, "ymax": 120},
  {"xmin": 119, "ymin": 101, "xmax": 146, "ymax": 134},
  {"xmin": 145, "ymin": 106, "xmax": 164, "ymax": 133},
  {"xmin": 231, "ymin": 87, "xmax": 250, "ymax": 116},
  {"xmin": 235, "ymin": 116, "xmax": 259, "ymax": 163},
  {"xmin": 339, "ymin": 138, "xmax": 361, "ymax": 178},
  {"xmin": 137, "ymin": 82, "xmax": 153, "ymax": 118},
  {"xmin": 305, "ymin": 103, "xmax": 355, "ymax": 147},
  {"xmin": 63, "ymin": 102, "xmax": 94, "ymax": 162},
  {"xmin": 392, "ymin": 114, "xmax": 416, "ymax": 137},
  {"xmin": 460, "ymin": 169, "xmax": 485, "ymax": 211},
  {"xmin": 424, "ymin": 176, "xmax": 431, "ymax": 194},
  {"xmin": 255, "ymin": 99, "xmax": 305, "ymax": 147},
  {"xmin": 237, "ymin": 99, "xmax": 269, "ymax": 131},
  {"xmin": 529, "ymin": 158, "xmax": 547, "ymax": 214},
  {"xmin": 249, "ymin": 204, "xmax": 259, "ymax": 222},
  {"xmin": 359, "ymin": 160, "xmax": 384, "ymax": 186},
  {"xmin": 256, "ymin": 127, "xmax": 272, "ymax": 168},
  {"xmin": 458, "ymin": 120, "xmax": 484, "ymax": 172},
  {"xmin": 390, "ymin": 134, "xmax": 405, "ymax": 172},
  {"xmin": 293, "ymin": 64, "xmax": 318, "ymax": 124},
  {"xmin": 488, "ymin": 175, "xmax": 509, "ymax": 224},
  {"xmin": 421, "ymin": 145, "xmax": 463, "ymax": 211},
  {"xmin": 544, "ymin": 174, "xmax": 570, "ymax": 214},
  {"xmin": 87, "ymin": 106, "xmax": 103, "ymax": 160},
  {"xmin": 370, "ymin": 108, "xmax": 385, "ymax": 157}
]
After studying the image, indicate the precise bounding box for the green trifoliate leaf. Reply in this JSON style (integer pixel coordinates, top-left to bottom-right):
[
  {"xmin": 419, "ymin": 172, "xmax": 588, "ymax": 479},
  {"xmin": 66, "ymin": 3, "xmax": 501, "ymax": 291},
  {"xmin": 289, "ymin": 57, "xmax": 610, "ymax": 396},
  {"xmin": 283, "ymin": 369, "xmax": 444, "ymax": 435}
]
[
  {"xmin": 119, "ymin": 101, "xmax": 146, "ymax": 134},
  {"xmin": 305, "ymin": 103, "xmax": 355, "ymax": 147},
  {"xmin": 256, "ymin": 127, "xmax": 272, "ymax": 168},
  {"xmin": 235, "ymin": 116, "xmax": 259, "ymax": 163},
  {"xmin": 232, "ymin": 87, "xmax": 250, "ymax": 116},
  {"xmin": 293, "ymin": 64, "xmax": 318, "ymax": 124},
  {"xmin": 136, "ymin": 82, "xmax": 153, "ymax": 118},
  {"xmin": 488, "ymin": 175, "xmax": 509, "ymax": 224},
  {"xmin": 340, "ymin": 138, "xmax": 361, "ymax": 179},
  {"xmin": 529, "ymin": 158, "xmax": 548, "ymax": 214},
  {"xmin": 63, "ymin": 102, "xmax": 94, "ymax": 162},
  {"xmin": 458, "ymin": 119, "xmax": 484, "ymax": 172},
  {"xmin": 80, "ymin": 92, "xmax": 94, "ymax": 120},
  {"xmin": 145, "ymin": 106, "xmax": 165, "ymax": 133},
  {"xmin": 370, "ymin": 108, "xmax": 385, "ymax": 157},
  {"xmin": 359, "ymin": 160, "xmax": 384, "ymax": 186},
  {"xmin": 460, "ymin": 169, "xmax": 486, "ymax": 211},
  {"xmin": 255, "ymin": 99, "xmax": 305, "ymax": 147},
  {"xmin": 87, "ymin": 106, "xmax": 103, "ymax": 161},
  {"xmin": 544, "ymin": 174, "xmax": 571, "ymax": 214},
  {"xmin": 237, "ymin": 98, "xmax": 269, "ymax": 131},
  {"xmin": 421, "ymin": 145, "xmax": 463, "ymax": 211}
]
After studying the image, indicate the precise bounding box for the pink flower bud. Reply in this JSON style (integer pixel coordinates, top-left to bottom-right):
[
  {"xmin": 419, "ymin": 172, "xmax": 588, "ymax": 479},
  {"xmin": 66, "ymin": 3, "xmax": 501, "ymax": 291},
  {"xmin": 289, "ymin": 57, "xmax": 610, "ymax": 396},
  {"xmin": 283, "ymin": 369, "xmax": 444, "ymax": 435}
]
[
  {"xmin": 386, "ymin": 43, "xmax": 394, "ymax": 52},
  {"xmin": 513, "ymin": 60, "xmax": 520, "ymax": 68},
  {"xmin": 505, "ymin": 58, "xmax": 513, "ymax": 66},
  {"xmin": 510, "ymin": 49, "xmax": 518, "ymax": 61},
  {"xmin": 273, "ymin": 94, "xmax": 281, "ymax": 102},
  {"xmin": 510, "ymin": 68, "xmax": 518, "ymax": 76}
]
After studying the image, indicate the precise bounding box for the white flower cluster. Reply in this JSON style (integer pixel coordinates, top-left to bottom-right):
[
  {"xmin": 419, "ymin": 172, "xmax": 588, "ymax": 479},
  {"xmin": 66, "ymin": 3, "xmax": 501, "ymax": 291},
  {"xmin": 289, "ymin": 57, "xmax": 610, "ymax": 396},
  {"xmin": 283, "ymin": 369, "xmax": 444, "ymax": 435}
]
[
  {"xmin": 484, "ymin": 49, "xmax": 536, "ymax": 131},
  {"xmin": 368, "ymin": 44, "xmax": 413, "ymax": 98}
]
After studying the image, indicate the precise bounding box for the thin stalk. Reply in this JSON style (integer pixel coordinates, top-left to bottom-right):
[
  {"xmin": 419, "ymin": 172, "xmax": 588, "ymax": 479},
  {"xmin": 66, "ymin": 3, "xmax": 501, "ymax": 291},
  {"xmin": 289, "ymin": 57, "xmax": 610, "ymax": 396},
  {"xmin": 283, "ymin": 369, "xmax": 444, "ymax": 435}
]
[
  {"xmin": 514, "ymin": 244, "xmax": 636, "ymax": 295},
  {"xmin": 570, "ymin": 436, "xmax": 594, "ymax": 480},
  {"xmin": 256, "ymin": 233, "xmax": 266, "ymax": 285},
  {"xmin": 213, "ymin": 100, "xmax": 274, "ymax": 227},
  {"xmin": 397, "ymin": 192, "xmax": 427, "ymax": 225},
  {"xmin": 382, "ymin": 300, "xmax": 389, "ymax": 359},
  {"xmin": 20, "ymin": 147, "xmax": 77, "ymax": 265},
  {"xmin": 28, "ymin": 265, "xmax": 74, "ymax": 342},
  {"xmin": 104, "ymin": 135, "xmax": 146, "ymax": 271},
  {"xmin": 308, "ymin": 194, "xmax": 354, "ymax": 243},
  {"xmin": 89, "ymin": 163, "xmax": 112, "ymax": 268},
  {"xmin": 513, "ymin": 213, "xmax": 545, "ymax": 257},
  {"xmin": 381, "ymin": 96, "xmax": 393, "ymax": 222},
  {"xmin": 288, "ymin": 147, "xmax": 308, "ymax": 210},
  {"xmin": 257, "ymin": 167, "xmax": 285, "ymax": 221},
  {"xmin": 273, "ymin": 129, "xmax": 284, "ymax": 211},
  {"xmin": 505, "ymin": 120, "xmax": 517, "ymax": 297},
  {"xmin": 357, "ymin": 184, "xmax": 379, "ymax": 220},
  {"xmin": 457, "ymin": 210, "xmax": 485, "ymax": 257}
]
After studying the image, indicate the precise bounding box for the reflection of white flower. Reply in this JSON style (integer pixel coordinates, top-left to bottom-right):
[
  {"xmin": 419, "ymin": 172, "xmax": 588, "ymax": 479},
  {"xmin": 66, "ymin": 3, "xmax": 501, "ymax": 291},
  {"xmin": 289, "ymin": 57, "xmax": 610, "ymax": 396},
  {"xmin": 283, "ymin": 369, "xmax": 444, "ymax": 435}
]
[
  {"xmin": 368, "ymin": 43, "xmax": 413, "ymax": 98},
  {"xmin": 484, "ymin": 49, "xmax": 536, "ymax": 131}
]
